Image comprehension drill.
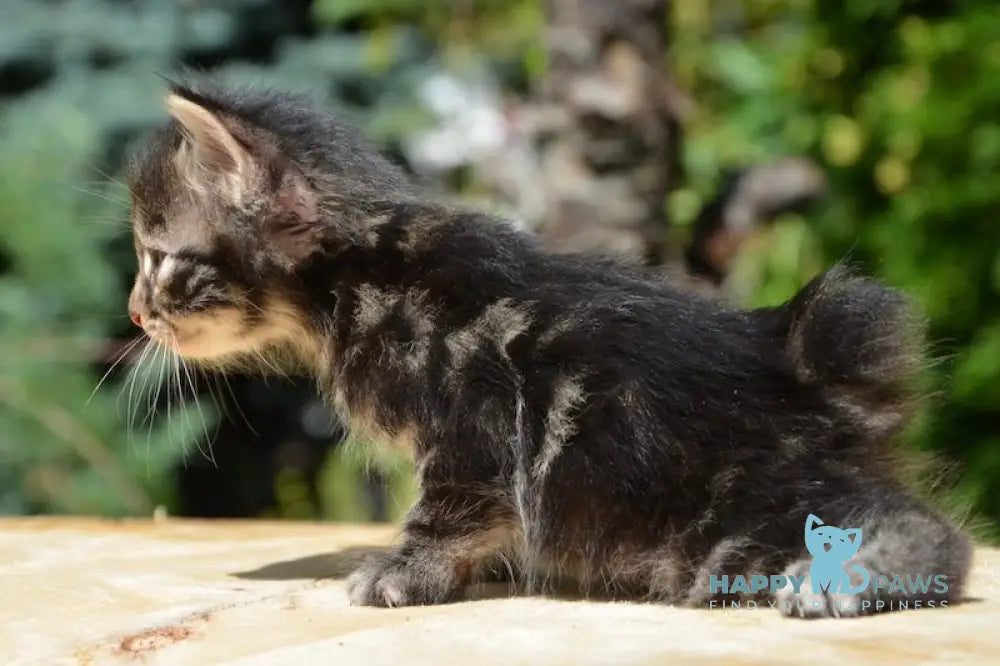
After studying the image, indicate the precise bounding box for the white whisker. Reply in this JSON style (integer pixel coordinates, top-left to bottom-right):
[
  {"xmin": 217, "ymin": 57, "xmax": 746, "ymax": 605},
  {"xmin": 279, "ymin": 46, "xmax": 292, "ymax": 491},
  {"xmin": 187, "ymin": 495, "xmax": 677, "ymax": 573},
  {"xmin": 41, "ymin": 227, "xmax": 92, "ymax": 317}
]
[
  {"xmin": 123, "ymin": 339, "xmax": 155, "ymax": 441},
  {"xmin": 218, "ymin": 372, "xmax": 259, "ymax": 436},
  {"xmin": 87, "ymin": 335, "xmax": 144, "ymax": 407},
  {"xmin": 83, "ymin": 164, "xmax": 129, "ymax": 189},
  {"xmin": 168, "ymin": 335, "xmax": 217, "ymax": 468},
  {"xmin": 182, "ymin": 356, "xmax": 217, "ymax": 467},
  {"xmin": 68, "ymin": 184, "xmax": 130, "ymax": 208},
  {"xmin": 170, "ymin": 342, "xmax": 188, "ymax": 468},
  {"xmin": 144, "ymin": 344, "xmax": 169, "ymax": 476}
]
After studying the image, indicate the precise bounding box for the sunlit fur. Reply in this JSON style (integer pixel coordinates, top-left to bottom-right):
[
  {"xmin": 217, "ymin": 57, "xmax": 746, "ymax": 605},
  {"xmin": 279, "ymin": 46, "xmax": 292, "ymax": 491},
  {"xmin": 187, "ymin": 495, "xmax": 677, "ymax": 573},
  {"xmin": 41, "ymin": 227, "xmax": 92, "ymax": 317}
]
[{"xmin": 124, "ymin": 80, "xmax": 970, "ymax": 617}]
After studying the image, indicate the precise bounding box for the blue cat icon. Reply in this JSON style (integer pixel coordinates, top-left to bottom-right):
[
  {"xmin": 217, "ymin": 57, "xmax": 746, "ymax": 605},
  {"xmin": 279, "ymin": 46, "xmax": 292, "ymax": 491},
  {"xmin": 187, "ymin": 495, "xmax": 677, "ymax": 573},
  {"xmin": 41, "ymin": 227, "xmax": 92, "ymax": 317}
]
[{"xmin": 805, "ymin": 514, "xmax": 870, "ymax": 595}]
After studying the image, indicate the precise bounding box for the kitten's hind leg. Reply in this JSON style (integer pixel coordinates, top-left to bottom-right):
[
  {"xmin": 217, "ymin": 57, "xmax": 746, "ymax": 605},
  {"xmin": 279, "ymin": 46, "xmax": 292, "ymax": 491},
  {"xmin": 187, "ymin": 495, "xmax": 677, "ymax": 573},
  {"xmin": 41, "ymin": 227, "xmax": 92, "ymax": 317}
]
[
  {"xmin": 777, "ymin": 498, "xmax": 970, "ymax": 619},
  {"xmin": 347, "ymin": 484, "xmax": 520, "ymax": 607}
]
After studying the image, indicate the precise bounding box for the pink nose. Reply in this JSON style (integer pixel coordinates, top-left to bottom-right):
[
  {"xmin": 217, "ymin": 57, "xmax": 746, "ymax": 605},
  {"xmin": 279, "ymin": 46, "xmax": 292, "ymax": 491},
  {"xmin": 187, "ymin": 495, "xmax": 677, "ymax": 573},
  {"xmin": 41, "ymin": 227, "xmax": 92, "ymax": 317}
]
[{"xmin": 129, "ymin": 310, "xmax": 143, "ymax": 328}]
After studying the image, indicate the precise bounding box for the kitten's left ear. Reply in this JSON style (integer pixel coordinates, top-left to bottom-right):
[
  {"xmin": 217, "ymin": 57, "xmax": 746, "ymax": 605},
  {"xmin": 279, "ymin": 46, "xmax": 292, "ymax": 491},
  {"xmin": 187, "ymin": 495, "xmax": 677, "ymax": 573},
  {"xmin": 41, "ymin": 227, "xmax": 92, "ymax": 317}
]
[{"xmin": 166, "ymin": 94, "xmax": 252, "ymax": 182}]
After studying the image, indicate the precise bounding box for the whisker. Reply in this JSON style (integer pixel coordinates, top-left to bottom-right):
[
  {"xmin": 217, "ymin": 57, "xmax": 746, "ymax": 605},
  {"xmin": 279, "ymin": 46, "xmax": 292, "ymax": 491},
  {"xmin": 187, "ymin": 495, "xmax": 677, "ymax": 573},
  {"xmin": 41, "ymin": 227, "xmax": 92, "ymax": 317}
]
[
  {"xmin": 170, "ymin": 335, "xmax": 217, "ymax": 468},
  {"xmin": 181, "ymin": 356, "xmax": 217, "ymax": 468},
  {"xmin": 67, "ymin": 184, "xmax": 130, "ymax": 208},
  {"xmin": 199, "ymin": 367, "xmax": 232, "ymax": 464},
  {"xmin": 76, "ymin": 215, "xmax": 130, "ymax": 223},
  {"xmin": 198, "ymin": 366, "xmax": 226, "ymax": 460},
  {"xmin": 204, "ymin": 368, "xmax": 247, "ymax": 442},
  {"xmin": 137, "ymin": 343, "xmax": 162, "ymax": 472},
  {"xmin": 86, "ymin": 335, "xmax": 145, "ymax": 407},
  {"xmin": 251, "ymin": 348, "xmax": 285, "ymax": 378},
  {"xmin": 219, "ymin": 372, "xmax": 259, "ymax": 436},
  {"xmin": 83, "ymin": 164, "xmax": 129, "ymax": 189},
  {"xmin": 77, "ymin": 179, "xmax": 127, "ymax": 188},
  {"xmin": 123, "ymin": 339, "xmax": 155, "ymax": 440},
  {"xmin": 200, "ymin": 367, "xmax": 226, "ymax": 420},
  {"xmin": 170, "ymin": 341, "xmax": 187, "ymax": 469},
  {"xmin": 167, "ymin": 347, "xmax": 180, "ymax": 468},
  {"xmin": 240, "ymin": 297, "xmax": 266, "ymax": 315},
  {"xmin": 140, "ymin": 342, "xmax": 165, "ymax": 429},
  {"xmin": 134, "ymin": 343, "xmax": 160, "ymax": 442},
  {"xmin": 145, "ymin": 344, "xmax": 169, "ymax": 476},
  {"xmin": 76, "ymin": 218, "xmax": 131, "ymax": 232}
]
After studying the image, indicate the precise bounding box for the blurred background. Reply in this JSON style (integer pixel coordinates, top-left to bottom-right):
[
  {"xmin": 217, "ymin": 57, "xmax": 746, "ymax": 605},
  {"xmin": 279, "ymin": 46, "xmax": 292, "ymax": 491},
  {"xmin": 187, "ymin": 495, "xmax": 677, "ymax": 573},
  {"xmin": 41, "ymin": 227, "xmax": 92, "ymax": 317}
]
[{"xmin": 1, "ymin": 0, "xmax": 998, "ymax": 538}]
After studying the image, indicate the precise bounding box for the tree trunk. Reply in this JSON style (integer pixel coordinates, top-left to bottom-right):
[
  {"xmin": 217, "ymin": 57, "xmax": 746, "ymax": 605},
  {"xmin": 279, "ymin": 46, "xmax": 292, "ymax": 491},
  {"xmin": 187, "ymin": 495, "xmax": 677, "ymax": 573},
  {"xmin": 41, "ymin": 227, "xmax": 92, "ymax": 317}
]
[{"xmin": 537, "ymin": 0, "xmax": 679, "ymax": 263}]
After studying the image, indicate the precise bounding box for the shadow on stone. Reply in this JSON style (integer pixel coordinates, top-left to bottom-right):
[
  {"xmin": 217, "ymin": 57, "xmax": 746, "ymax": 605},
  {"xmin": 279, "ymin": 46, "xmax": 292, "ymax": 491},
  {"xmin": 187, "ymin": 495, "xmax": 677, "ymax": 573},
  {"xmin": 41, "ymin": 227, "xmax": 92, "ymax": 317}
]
[
  {"xmin": 232, "ymin": 549, "xmax": 641, "ymax": 603},
  {"xmin": 231, "ymin": 545, "xmax": 388, "ymax": 580},
  {"xmin": 228, "ymin": 548, "xmax": 586, "ymax": 603}
]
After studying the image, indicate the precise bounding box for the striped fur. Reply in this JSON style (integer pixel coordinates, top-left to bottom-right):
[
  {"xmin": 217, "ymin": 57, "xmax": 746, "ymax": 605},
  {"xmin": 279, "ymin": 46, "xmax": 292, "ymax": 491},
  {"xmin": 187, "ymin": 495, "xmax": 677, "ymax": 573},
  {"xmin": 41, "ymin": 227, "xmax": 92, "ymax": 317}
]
[{"xmin": 125, "ymin": 81, "xmax": 970, "ymax": 616}]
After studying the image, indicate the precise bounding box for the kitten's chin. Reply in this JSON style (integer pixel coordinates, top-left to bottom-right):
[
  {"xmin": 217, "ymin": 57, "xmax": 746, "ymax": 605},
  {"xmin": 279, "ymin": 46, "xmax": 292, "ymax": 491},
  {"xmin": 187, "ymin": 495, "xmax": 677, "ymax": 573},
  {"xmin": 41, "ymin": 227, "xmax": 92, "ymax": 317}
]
[
  {"xmin": 163, "ymin": 304, "xmax": 317, "ymax": 366},
  {"xmin": 161, "ymin": 308, "xmax": 268, "ymax": 361},
  {"xmin": 171, "ymin": 334, "xmax": 245, "ymax": 360}
]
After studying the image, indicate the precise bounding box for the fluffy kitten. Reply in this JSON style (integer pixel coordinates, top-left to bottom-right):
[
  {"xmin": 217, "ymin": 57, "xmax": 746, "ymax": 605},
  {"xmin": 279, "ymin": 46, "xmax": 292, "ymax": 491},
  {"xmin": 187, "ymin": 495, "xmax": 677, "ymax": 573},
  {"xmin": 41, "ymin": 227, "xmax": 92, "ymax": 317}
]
[{"xmin": 125, "ymin": 81, "xmax": 970, "ymax": 617}]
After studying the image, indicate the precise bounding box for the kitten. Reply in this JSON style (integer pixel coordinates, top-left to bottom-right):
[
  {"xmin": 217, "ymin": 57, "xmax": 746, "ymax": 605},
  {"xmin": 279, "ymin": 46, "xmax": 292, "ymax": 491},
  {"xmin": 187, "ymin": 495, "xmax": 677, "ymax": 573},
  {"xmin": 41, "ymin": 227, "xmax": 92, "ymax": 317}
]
[{"xmin": 125, "ymin": 81, "xmax": 970, "ymax": 617}]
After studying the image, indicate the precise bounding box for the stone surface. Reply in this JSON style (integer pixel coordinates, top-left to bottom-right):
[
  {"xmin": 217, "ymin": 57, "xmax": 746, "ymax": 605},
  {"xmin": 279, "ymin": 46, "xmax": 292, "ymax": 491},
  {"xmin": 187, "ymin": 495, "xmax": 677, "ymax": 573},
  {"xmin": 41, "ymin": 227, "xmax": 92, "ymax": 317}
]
[{"xmin": 1, "ymin": 518, "xmax": 998, "ymax": 665}]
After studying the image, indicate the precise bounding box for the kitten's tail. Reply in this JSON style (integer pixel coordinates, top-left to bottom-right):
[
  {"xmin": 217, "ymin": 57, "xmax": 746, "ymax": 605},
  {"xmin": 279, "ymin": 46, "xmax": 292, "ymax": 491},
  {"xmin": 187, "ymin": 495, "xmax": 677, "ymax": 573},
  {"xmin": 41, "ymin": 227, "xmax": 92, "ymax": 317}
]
[{"xmin": 772, "ymin": 265, "xmax": 923, "ymax": 439}]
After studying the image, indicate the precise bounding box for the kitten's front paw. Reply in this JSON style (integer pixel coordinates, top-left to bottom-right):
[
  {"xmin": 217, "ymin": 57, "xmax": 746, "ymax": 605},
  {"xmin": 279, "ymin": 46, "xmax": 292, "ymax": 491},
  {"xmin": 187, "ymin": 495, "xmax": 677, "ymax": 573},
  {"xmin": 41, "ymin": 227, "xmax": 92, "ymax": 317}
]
[
  {"xmin": 775, "ymin": 560, "xmax": 870, "ymax": 619},
  {"xmin": 776, "ymin": 580, "xmax": 866, "ymax": 618},
  {"xmin": 346, "ymin": 552, "xmax": 458, "ymax": 607}
]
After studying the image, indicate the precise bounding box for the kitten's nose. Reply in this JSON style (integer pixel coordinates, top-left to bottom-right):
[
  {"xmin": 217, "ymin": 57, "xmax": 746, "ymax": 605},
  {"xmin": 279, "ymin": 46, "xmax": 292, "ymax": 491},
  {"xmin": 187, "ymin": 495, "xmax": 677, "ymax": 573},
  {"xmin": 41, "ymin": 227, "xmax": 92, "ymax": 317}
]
[{"xmin": 129, "ymin": 309, "xmax": 143, "ymax": 328}]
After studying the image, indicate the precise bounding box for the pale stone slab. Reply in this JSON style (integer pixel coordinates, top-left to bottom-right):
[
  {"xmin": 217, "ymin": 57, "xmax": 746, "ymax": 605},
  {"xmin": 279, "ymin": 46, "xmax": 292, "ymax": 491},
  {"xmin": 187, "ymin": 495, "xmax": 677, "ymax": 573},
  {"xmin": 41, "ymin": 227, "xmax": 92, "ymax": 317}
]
[{"xmin": 1, "ymin": 518, "xmax": 997, "ymax": 665}]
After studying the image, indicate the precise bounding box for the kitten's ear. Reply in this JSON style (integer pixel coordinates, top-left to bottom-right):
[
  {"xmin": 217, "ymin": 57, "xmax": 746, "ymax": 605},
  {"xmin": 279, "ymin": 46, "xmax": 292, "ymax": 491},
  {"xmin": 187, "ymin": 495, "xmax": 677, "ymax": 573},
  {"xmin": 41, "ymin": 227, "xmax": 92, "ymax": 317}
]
[
  {"xmin": 806, "ymin": 514, "xmax": 824, "ymax": 531},
  {"xmin": 844, "ymin": 528, "xmax": 862, "ymax": 547},
  {"xmin": 166, "ymin": 94, "xmax": 251, "ymax": 180},
  {"xmin": 267, "ymin": 162, "xmax": 321, "ymax": 262}
]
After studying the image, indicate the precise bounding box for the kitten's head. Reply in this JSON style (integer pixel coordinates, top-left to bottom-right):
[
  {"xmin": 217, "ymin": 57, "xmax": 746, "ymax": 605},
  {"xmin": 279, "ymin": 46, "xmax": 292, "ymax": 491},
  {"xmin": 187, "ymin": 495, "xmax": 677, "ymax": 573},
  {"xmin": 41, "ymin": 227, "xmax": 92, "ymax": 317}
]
[
  {"xmin": 804, "ymin": 514, "xmax": 862, "ymax": 561},
  {"xmin": 125, "ymin": 81, "xmax": 412, "ymax": 362}
]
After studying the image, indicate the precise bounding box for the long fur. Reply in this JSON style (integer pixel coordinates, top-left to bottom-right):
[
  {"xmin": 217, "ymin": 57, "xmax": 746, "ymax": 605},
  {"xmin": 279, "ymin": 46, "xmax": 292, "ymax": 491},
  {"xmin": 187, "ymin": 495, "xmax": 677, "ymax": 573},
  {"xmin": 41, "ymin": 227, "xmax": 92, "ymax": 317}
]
[{"xmin": 124, "ymin": 81, "xmax": 970, "ymax": 617}]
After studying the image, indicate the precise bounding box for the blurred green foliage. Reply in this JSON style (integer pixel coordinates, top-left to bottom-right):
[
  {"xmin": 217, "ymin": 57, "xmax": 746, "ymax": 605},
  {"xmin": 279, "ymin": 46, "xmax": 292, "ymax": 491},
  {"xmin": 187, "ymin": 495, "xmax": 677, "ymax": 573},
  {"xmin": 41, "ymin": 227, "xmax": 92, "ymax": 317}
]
[
  {"xmin": 0, "ymin": 0, "xmax": 460, "ymax": 521},
  {"xmin": 0, "ymin": 0, "xmax": 997, "ymax": 534},
  {"xmin": 670, "ymin": 0, "xmax": 1000, "ymax": 533},
  {"xmin": 0, "ymin": 96, "xmax": 207, "ymax": 515}
]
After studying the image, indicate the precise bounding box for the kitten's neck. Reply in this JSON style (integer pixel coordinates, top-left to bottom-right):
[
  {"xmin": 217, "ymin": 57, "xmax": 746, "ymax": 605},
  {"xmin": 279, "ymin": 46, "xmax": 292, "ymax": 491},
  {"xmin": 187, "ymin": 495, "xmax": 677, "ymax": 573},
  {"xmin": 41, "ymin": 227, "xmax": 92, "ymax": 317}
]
[
  {"xmin": 286, "ymin": 198, "xmax": 507, "ymax": 382},
  {"xmin": 276, "ymin": 198, "xmax": 442, "ymax": 361},
  {"xmin": 310, "ymin": 197, "xmax": 476, "ymax": 284}
]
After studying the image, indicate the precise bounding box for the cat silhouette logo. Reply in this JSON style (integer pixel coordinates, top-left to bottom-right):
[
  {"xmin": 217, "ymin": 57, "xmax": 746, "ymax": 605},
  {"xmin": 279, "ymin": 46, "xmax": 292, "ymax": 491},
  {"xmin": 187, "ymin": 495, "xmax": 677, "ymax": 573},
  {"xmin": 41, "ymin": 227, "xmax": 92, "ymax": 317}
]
[{"xmin": 804, "ymin": 514, "xmax": 871, "ymax": 594}]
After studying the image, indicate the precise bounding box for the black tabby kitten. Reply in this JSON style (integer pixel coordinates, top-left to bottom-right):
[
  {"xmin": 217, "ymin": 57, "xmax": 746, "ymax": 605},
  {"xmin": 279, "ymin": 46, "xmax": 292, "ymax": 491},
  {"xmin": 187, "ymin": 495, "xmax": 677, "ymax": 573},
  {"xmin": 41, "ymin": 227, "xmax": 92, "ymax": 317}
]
[{"xmin": 125, "ymin": 81, "xmax": 970, "ymax": 617}]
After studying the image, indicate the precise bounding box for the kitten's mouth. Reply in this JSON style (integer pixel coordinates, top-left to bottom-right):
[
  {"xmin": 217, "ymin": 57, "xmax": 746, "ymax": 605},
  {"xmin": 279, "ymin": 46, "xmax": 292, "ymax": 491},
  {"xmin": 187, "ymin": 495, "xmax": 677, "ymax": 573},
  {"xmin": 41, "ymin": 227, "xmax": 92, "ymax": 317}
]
[
  {"xmin": 142, "ymin": 318, "xmax": 180, "ymax": 347},
  {"xmin": 156, "ymin": 324, "xmax": 204, "ymax": 355},
  {"xmin": 146, "ymin": 306, "xmax": 259, "ymax": 360},
  {"xmin": 150, "ymin": 327, "xmax": 213, "ymax": 359},
  {"xmin": 823, "ymin": 543, "xmax": 833, "ymax": 552},
  {"xmin": 142, "ymin": 316, "xmax": 205, "ymax": 356}
]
